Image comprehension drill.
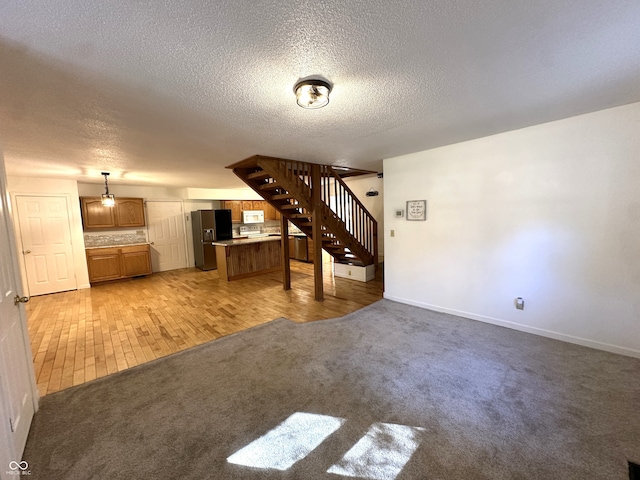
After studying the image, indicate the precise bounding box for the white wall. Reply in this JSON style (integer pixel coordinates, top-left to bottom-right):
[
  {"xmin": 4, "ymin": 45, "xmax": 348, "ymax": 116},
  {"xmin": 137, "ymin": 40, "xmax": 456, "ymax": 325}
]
[
  {"xmin": 181, "ymin": 187, "xmax": 259, "ymax": 200},
  {"xmin": 384, "ymin": 102, "xmax": 640, "ymax": 358},
  {"xmin": 7, "ymin": 176, "xmax": 90, "ymax": 291},
  {"xmin": 77, "ymin": 182, "xmax": 183, "ymax": 199},
  {"xmin": 344, "ymin": 174, "xmax": 384, "ymax": 262}
]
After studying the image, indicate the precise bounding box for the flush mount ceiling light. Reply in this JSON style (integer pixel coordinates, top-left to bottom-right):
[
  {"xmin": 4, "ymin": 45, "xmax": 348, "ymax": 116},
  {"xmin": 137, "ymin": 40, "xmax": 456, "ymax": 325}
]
[
  {"xmin": 101, "ymin": 172, "xmax": 115, "ymax": 207},
  {"xmin": 294, "ymin": 79, "xmax": 332, "ymax": 109}
]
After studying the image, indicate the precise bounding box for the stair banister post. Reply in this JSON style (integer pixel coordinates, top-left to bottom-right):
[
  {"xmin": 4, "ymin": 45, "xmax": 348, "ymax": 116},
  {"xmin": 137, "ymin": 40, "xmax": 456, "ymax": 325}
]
[
  {"xmin": 311, "ymin": 164, "xmax": 324, "ymax": 301},
  {"xmin": 281, "ymin": 214, "xmax": 291, "ymax": 290},
  {"xmin": 373, "ymin": 218, "xmax": 379, "ymax": 270}
]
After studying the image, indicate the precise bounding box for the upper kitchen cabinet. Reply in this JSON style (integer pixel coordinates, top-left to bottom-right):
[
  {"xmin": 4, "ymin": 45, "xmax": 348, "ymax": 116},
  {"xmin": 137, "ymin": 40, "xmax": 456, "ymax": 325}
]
[
  {"xmin": 251, "ymin": 200, "xmax": 280, "ymax": 221},
  {"xmin": 114, "ymin": 198, "xmax": 145, "ymax": 227},
  {"xmin": 80, "ymin": 197, "xmax": 146, "ymax": 229},
  {"xmin": 220, "ymin": 199, "xmax": 280, "ymax": 222},
  {"xmin": 81, "ymin": 197, "xmax": 116, "ymax": 228},
  {"xmin": 221, "ymin": 201, "xmax": 243, "ymax": 223},
  {"xmin": 262, "ymin": 202, "xmax": 280, "ymax": 221}
]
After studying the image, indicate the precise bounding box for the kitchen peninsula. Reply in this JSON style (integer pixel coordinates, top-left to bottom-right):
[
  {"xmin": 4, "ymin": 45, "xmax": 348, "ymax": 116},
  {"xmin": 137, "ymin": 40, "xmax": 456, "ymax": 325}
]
[{"xmin": 213, "ymin": 236, "xmax": 281, "ymax": 281}]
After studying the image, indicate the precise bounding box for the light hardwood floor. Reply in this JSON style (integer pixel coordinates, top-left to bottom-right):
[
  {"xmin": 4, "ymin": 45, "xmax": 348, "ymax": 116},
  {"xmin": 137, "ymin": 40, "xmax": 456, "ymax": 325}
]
[{"xmin": 25, "ymin": 255, "xmax": 383, "ymax": 396}]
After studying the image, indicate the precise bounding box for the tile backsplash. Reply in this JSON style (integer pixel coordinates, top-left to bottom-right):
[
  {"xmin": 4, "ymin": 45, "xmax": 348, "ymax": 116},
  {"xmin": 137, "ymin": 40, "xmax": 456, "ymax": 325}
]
[
  {"xmin": 231, "ymin": 220, "xmax": 301, "ymax": 236},
  {"xmin": 84, "ymin": 233, "xmax": 147, "ymax": 247}
]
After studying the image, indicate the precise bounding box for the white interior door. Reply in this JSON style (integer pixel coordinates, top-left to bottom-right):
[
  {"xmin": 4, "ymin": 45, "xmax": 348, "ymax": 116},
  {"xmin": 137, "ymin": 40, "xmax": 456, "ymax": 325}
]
[
  {"xmin": 15, "ymin": 195, "xmax": 76, "ymax": 296},
  {"xmin": 146, "ymin": 201, "xmax": 188, "ymax": 272},
  {"xmin": 0, "ymin": 162, "xmax": 37, "ymax": 475}
]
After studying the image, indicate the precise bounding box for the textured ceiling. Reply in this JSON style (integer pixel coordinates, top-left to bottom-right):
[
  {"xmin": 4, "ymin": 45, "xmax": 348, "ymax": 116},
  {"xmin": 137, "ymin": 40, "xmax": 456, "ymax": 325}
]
[{"xmin": 1, "ymin": 0, "xmax": 640, "ymax": 189}]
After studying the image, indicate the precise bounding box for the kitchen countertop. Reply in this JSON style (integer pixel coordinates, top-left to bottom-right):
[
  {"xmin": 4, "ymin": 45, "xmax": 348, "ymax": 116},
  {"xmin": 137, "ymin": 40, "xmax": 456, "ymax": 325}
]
[
  {"xmin": 212, "ymin": 236, "xmax": 282, "ymax": 247},
  {"xmin": 85, "ymin": 242, "xmax": 150, "ymax": 249}
]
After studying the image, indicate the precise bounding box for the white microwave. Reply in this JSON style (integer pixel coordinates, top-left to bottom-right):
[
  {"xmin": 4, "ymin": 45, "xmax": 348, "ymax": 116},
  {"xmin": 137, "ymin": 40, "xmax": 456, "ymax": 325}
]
[{"xmin": 242, "ymin": 210, "xmax": 265, "ymax": 224}]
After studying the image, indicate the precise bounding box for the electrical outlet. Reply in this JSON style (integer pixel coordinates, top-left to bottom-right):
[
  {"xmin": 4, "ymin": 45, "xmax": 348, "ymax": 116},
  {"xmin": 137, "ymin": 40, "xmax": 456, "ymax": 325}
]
[
  {"xmin": 515, "ymin": 297, "xmax": 524, "ymax": 310},
  {"xmin": 390, "ymin": 230, "xmax": 395, "ymax": 237}
]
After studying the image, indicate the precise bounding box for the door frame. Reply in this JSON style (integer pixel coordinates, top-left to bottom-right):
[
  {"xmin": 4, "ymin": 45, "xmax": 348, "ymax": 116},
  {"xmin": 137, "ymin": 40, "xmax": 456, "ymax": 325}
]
[
  {"xmin": 0, "ymin": 159, "xmax": 39, "ymax": 477},
  {"xmin": 10, "ymin": 192, "xmax": 78, "ymax": 297},
  {"xmin": 144, "ymin": 199, "xmax": 189, "ymax": 272}
]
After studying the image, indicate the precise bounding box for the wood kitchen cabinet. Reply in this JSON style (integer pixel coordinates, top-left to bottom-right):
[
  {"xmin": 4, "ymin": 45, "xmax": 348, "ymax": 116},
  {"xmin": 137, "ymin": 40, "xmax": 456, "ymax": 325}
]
[
  {"xmin": 221, "ymin": 199, "xmax": 280, "ymax": 222},
  {"xmin": 252, "ymin": 200, "xmax": 281, "ymax": 221},
  {"xmin": 114, "ymin": 198, "xmax": 145, "ymax": 227},
  {"xmin": 263, "ymin": 202, "xmax": 280, "ymax": 221},
  {"xmin": 86, "ymin": 244, "xmax": 152, "ymax": 283},
  {"xmin": 121, "ymin": 245, "xmax": 152, "ymax": 277},
  {"xmin": 86, "ymin": 247, "xmax": 121, "ymax": 282},
  {"xmin": 288, "ymin": 237, "xmax": 295, "ymax": 259},
  {"xmin": 81, "ymin": 197, "xmax": 146, "ymax": 229},
  {"xmin": 307, "ymin": 236, "xmax": 315, "ymax": 263},
  {"xmin": 80, "ymin": 197, "xmax": 116, "ymax": 229}
]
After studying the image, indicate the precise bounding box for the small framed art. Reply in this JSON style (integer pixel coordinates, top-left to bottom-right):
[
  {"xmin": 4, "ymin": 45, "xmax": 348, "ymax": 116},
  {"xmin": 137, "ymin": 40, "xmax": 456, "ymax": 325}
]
[{"xmin": 406, "ymin": 200, "xmax": 426, "ymax": 221}]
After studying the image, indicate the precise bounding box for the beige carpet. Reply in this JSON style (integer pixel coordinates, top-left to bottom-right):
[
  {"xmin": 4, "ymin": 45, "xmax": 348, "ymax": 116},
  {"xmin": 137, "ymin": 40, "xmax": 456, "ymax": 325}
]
[{"xmin": 23, "ymin": 299, "xmax": 640, "ymax": 479}]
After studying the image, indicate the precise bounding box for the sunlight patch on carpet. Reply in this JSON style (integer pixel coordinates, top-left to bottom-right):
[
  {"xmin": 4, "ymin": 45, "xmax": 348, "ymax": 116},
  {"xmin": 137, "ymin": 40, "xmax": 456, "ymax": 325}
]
[
  {"xmin": 327, "ymin": 422, "xmax": 426, "ymax": 480},
  {"xmin": 226, "ymin": 412, "xmax": 345, "ymax": 470}
]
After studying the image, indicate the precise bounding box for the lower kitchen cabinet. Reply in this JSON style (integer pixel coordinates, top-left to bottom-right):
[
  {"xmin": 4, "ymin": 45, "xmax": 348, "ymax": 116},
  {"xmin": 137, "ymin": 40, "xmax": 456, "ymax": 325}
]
[
  {"xmin": 86, "ymin": 244, "xmax": 152, "ymax": 283},
  {"xmin": 121, "ymin": 245, "xmax": 153, "ymax": 277},
  {"xmin": 86, "ymin": 248, "xmax": 121, "ymax": 282},
  {"xmin": 288, "ymin": 237, "xmax": 295, "ymax": 259}
]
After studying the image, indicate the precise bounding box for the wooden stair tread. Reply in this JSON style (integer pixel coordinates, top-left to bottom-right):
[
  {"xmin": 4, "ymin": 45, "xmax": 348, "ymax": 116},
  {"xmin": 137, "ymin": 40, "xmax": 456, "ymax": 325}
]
[
  {"xmin": 247, "ymin": 170, "xmax": 271, "ymax": 179},
  {"xmin": 259, "ymin": 182, "xmax": 281, "ymax": 190}
]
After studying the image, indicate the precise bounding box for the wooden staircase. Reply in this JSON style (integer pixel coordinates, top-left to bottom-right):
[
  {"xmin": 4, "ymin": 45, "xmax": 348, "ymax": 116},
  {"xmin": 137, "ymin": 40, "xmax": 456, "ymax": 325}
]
[{"xmin": 227, "ymin": 155, "xmax": 378, "ymax": 299}]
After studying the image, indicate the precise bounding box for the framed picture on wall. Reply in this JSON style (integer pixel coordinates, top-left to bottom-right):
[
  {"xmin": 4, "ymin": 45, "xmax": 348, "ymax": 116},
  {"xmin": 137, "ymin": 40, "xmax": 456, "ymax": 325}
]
[{"xmin": 406, "ymin": 200, "xmax": 427, "ymax": 221}]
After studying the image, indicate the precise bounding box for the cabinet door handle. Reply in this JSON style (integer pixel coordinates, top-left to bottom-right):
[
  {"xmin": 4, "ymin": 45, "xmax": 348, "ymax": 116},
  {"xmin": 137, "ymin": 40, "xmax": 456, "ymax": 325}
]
[{"xmin": 24, "ymin": 250, "xmax": 31, "ymax": 254}]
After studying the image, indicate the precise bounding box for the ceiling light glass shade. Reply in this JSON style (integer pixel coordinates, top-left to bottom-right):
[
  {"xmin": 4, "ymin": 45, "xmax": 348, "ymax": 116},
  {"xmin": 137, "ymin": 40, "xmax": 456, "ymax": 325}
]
[
  {"xmin": 101, "ymin": 193, "xmax": 115, "ymax": 207},
  {"xmin": 101, "ymin": 172, "xmax": 116, "ymax": 207},
  {"xmin": 294, "ymin": 80, "xmax": 332, "ymax": 109}
]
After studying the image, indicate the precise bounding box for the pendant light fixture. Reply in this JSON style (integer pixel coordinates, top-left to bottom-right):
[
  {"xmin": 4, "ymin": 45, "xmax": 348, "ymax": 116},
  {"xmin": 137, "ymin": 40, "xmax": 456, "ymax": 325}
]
[
  {"xmin": 101, "ymin": 172, "xmax": 116, "ymax": 207},
  {"xmin": 294, "ymin": 79, "xmax": 332, "ymax": 109}
]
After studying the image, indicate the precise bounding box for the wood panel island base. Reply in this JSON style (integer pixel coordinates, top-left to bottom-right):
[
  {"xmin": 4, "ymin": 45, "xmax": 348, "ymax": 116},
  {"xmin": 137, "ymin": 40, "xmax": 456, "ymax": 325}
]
[{"xmin": 214, "ymin": 237, "xmax": 282, "ymax": 281}]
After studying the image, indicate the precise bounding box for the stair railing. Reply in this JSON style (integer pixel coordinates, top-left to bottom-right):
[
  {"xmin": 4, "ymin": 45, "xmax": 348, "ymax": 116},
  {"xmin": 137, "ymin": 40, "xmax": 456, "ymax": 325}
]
[
  {"xmin": 321, "ymin": 165, "xmax": 378, "ymax": 265},
  {"xmin": 274, "ymin": 159, "xmax": 378, "ymax": 265}
]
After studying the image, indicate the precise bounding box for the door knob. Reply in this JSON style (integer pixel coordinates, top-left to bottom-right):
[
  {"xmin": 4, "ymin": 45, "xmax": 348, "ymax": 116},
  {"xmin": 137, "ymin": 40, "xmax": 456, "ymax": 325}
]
[
  {"xmin": 14, "ymin": 295, "xmax": 30, "ymax": 306},
  {"xmin": 24, "ymin": 250, "xmax": 31, "ymax": 254},
  {"xmin": 150, "ymin": 242, "xmax": 155, "ymax": 245}
]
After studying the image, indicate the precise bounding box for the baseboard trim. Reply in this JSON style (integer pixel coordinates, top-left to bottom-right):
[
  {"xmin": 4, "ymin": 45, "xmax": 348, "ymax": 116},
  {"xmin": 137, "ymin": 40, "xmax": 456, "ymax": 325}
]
[{"xmin": 383, "ymin": 294, "xmax": 640, "ymax": 359}]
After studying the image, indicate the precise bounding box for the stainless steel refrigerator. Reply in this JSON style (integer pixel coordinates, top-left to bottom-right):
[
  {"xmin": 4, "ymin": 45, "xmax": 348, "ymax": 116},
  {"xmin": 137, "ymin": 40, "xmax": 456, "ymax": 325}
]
[{"xmin": 191, "ymin": 209, "xmax": 233, "ymax": 270}]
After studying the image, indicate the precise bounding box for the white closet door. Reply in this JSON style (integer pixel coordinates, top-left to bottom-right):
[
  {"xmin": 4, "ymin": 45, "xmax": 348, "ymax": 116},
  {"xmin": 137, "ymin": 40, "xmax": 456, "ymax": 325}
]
[{"xmin": 146, "ymin": 201, "xmax": 188, "ymax": 272}]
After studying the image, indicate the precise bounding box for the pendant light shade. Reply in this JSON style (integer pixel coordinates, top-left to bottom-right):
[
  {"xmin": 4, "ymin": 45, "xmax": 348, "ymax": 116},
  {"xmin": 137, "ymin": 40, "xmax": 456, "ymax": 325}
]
[
  {"xmin": 294, "ymin": 79, "xmax": 332, "ymax": 109},
  {"xmin": 101, "ymin": 172, "xmax": 115, "ymax": 207}
]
